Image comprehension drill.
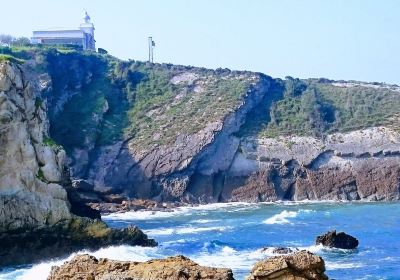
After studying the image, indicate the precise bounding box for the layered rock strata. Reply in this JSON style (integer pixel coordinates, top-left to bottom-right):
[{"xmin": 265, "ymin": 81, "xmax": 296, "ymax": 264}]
[{"xmin": 229, "ymin": 127, "xmax": 400, "ymax": 202}]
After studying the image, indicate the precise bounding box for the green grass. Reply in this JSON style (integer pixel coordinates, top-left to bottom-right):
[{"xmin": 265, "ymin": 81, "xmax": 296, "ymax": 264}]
[
  {"xmin": 36, "ymin": 168, "xmax": 46, "ymax": 182},
  {"xmin": 0, "ymin": 54, "xmax": 24, "ymax": 64},
  {"xmin": 121, "ymin": 62, "xmax": 255, "ymax": 149}
]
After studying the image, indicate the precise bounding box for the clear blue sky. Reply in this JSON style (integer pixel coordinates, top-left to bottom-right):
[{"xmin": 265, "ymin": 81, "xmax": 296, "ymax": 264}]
[{"xmin": 1, "ymin": 0, "xmax": 399, "ymax": 84}]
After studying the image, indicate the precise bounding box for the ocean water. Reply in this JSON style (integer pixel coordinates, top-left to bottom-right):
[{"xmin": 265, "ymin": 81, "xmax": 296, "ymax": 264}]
[{"xmin": 0, "ymin": 202, "xmax": 399, "ymax": 279}]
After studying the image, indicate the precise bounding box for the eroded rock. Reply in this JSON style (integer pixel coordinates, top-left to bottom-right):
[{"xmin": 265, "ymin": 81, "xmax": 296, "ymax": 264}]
[
  {"xmin": 48, "ymin": 254, "xmax": 234, "ymax": 280},
  {"xmin": 247, "ymin": 250, "xmax": 328, "ymax": 280}
]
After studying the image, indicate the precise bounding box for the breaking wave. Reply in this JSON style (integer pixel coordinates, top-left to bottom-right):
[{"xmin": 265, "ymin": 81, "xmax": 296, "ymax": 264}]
[
  {"xmin": 263, "ymin": 210, "xmax": 298, "ymax": 224},
  {"xmin": 145, "ymin": 225, "xmax": 232, "ymax": 236}
]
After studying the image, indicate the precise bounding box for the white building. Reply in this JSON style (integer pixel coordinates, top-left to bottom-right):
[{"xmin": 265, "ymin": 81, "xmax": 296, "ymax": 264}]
[{"xmin": 31, "ymin": 12, "xmax": 96, "ymax": 51}]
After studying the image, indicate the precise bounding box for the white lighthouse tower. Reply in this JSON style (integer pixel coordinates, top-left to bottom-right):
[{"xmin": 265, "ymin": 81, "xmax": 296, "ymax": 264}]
[{"xmin": 79, "ymin": 11, "xmax": 96, "ymax": 51}]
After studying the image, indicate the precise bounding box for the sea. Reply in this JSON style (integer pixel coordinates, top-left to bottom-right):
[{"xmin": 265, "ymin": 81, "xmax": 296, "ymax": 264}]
[{"xmin": 0, "ymin": 202, "xmax": 399, "ymax": 279}]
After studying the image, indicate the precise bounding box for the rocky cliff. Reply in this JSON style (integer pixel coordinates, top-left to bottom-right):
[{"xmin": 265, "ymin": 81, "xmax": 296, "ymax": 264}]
[
  {"xmin": 229, "ymin": 127, "xmax": 400, "ymax": 202},
  {"xmin": 0, "ymin": 61, "xmax": 71, "ymax": 231},
  {"xmin": 2, "ymin": 47, "xmax": 400, "ymax": 206},
  {"xmin": 0, "ymin": 60, "xmax": 155, "ymax": 266}
]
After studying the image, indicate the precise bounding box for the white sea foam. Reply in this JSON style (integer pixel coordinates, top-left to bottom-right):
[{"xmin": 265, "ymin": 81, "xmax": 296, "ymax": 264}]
[
  {"xmin": 102, "ymin": 202, "xmax": 255, "ymax": 221},
  {"xmin": 325, "ymin": 261, "xmax": 364, "ymax": 270},
  {"xmin": 298, "ymin": 244, "xmax": 325, "ymax": 253},
  {"xmin": 263, "ymin": 210, "xmax": 298, "ymax": 224},
  {"xmin": 102, "ymin": 208, "xmax": 192, "ymax": 221},
  {"xmin": 194, "ymin": 244, "xmax": 268, "ymax": 271},
  {"xmin": 9, "ymin": 245, "xmax": 163, "ymax": 280},
  {"xmin": 263, "ymin": 209, "xmax": 316, "ymax": 225},
  {"xmin": 145, "ymin": 225, "xmax": 232, "ymax": 236},
  {"xmin": 102, "ymin": 200, "xmax": 339, "ymax": 223},
  {"xmin": 298, "ymin": 244, "xmax": 357, "ymax": 255},
  {"xmin": 191, "ymin": 219, "xmax": 219, "ymax": 224},
  {"xmin": 144, "ymin": 228, "xmax": 175, "ymax": 236}
]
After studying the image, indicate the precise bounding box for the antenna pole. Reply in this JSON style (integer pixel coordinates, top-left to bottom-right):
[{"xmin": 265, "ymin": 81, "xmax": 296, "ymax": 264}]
[{"xmin": 148, "ymin": 37, "xmax": 154, "ymax": 63}]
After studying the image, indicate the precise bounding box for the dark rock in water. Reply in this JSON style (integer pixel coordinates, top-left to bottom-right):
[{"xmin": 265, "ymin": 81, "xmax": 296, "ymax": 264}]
[
  {"xmin": 272, "ymin": 247, "xmax": 296, "ymax": 254},
  {"xmin": 316, "ymin": 230, "xmax": 359, "ymax": 249},
  {"xmin": 48, "ymin": 254, "xmax": 234, "ymax": 280},
  {"xmin": 261, "ymin": 246, "xmax": 297, "ymax": 254},
  {"xmin": 247, "ymin": 250, "xmax": 328, "ymax": 280},
  {"xmin": 0, "ymin": 218, "xmax": 157, "ymax": 267},
  {"xmin": 71, "ymin": 179, "xmax": 95, "ymax": 192}
]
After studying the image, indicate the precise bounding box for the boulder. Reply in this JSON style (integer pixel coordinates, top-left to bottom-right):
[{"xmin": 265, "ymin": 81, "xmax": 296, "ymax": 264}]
[
  {"xmin": 316, "ymin": 230, "xmax": 359, "ymax": 249},
  {"xmin": 48, "ymin": 254, "xmax": 234, "ymax": 280},
  {"xmin": 272, "ymin": 247, "xmax": 296, "ymax": 255},
  {"xmin": 247, "ymin": 250, "xmax": 328, "ymax": 280},
  {"xmin": 261, "ymin": 247, "xmax": 297, "ymax": 255}
]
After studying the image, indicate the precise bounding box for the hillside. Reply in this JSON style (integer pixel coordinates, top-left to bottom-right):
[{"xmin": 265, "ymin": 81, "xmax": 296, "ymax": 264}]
[{"xmin": 2, "ymin": 45, "xmax": 400, "ymax": 203}]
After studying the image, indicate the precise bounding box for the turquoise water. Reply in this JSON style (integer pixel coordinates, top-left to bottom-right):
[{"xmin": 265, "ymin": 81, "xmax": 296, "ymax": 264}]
[{"xmin": 1, "ymin": 202, "xmax": 399, "ymax": 279}]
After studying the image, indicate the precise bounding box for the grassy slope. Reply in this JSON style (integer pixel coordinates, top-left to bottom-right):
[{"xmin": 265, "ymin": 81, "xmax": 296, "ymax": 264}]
[
  {"xmin": 122, "ymin": 62, "xmax": 254, "ymax": 150},
  {"xmin": 257, "ymin": 78, "xmax": 400, "ymax": 138}
]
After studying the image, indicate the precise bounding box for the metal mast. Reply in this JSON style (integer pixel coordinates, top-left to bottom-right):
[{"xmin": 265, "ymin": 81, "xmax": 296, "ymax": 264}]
[{"xmin": 148, "ymin": 37, "xmax": 155, "ymax": 63}]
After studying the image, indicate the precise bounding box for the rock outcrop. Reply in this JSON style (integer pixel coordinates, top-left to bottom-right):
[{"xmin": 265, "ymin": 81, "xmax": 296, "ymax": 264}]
[
  {"xmin": 316, "ymin": 230, "xmax": 359, "ymax": 249},
  {"xmin": 48, "ymin": 254, "xmax": 235, "ymax": 280},
  {"xmin": 0, "ymin": 61, "xmax": 71, "ymax": 232},
  {"xmin": 247, "ymin": 250, "xmax": 328, "ymax": 280},
  {"xmin": 0, "ymin": 61, "xmax": 156, "ymax": 266}
]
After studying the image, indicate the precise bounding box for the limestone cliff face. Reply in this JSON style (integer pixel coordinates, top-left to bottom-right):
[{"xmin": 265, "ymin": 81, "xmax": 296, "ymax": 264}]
[
  {"xmin": 0, "ymin": 61, "xmax": 71, "ymax": 232},
  {"xmin": 229, "ymin": 127, "xmax": 400, "ymax": 202}
]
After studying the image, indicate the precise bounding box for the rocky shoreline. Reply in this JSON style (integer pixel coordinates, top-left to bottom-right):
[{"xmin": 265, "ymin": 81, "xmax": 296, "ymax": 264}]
[
  {"xmin": 47, "ymin": 250, "xmax": 328, "ymax": 280},
  {"xmin": 46, "ymin": 230, "xmax": 358, "ymax": 279}
]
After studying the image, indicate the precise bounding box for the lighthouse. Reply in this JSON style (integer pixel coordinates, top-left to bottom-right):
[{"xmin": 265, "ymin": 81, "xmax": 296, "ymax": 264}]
[
  {"xmin": 31, "ymin": 11, "xmax": 96, "ymax": 51},
  {"xmin": 79, "ymin": 11, "xmax": 96, "ymax": 51}
]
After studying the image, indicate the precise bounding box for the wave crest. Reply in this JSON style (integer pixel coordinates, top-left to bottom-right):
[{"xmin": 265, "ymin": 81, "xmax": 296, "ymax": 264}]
[{"xmin": 263, "ymin": 210, "xmax": 298, "ymax": 224}]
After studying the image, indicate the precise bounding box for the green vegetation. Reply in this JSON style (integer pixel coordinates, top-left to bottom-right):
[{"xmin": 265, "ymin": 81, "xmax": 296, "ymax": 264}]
[
  {"xmin": 121, "ymin": 62, "xmax": 254, "ymax": 149},
  {"xmin": 260, "ymin": 78, "xmax": 400, "ymax": 138},
  {"xmin": 43, "ymin": 136, "xmax": 61, "ymax": 149},
  {"xmin": 36, "ymin": 168, "xmax": 46, "ymax": 182},
  {"xmin": 35, "ymin": 97, "xmax": 43, "ymax": 108},
  {"xmin": 0, "ymin": 54, "xmax": 24, "ymax": 64}
]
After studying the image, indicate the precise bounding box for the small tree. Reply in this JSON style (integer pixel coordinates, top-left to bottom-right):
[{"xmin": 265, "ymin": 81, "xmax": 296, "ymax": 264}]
[
  {"xmin": 0, "ymin": 34, "xmax": 14, "ymax": 45},
  {"xmin": 13, "ymin": 37, "xmax": 31, "ymax": 46}
]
